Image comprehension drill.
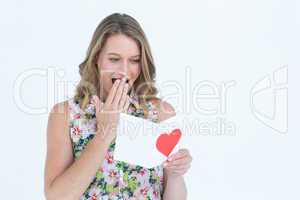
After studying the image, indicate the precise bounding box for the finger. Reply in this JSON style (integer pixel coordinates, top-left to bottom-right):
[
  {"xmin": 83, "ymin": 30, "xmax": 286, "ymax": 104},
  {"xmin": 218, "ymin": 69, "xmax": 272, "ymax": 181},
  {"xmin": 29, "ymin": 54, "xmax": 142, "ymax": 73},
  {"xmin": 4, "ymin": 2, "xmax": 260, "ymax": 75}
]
[
  {"xmin": 179, "ymin": 148, "xmax": 189, "ymax": 152},
  {"xmin": 169, "ymin": 156, "xmax": 192, "ymax": 166},
  {"xmin": 122, "ymin": 95, "xmax": 130, "ymax": 113},
  {"xmin": 106, "ymin": 79, "xmax": 121, "ymax": 105},
  {"xmin": 163, "ymin": 158, "xmax": 191, "ymax": 168},
  {"xmin": 118, "ymin": 84, "xmax": 129, "ymax": 110},
  {"xmin": 163, "ymin": 161, "xmax": 171, "ymax": 168},
  {"xmin": 168, "ymin": 149, "xmax": 190, "ymax": 161},
  {"xmin": 92, "ymin": 95, "xmax": 103, "ymax": 114},
  {"xmin": 165, "ymin": 163, "xmax": 191, "ymax": 170},
  {"xmin": 112, "ymin": 78, "xmax": 126, "ymax": 109},
  {"xmin": 168, "ymin": 151, "xmax": 186, "ymax": 162},
  {"xmin": 166, "ymin": 163, "xmax": 190, "ymax": 172}
]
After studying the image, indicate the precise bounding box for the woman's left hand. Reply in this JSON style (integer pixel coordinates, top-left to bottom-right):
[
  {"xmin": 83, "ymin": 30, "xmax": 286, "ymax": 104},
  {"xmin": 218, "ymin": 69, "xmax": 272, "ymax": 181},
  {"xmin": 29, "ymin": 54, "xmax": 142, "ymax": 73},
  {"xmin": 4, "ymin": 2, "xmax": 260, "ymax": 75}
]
[{"xmin": 163, "ymin": 148, "xmax": 192, "ymax": 178}]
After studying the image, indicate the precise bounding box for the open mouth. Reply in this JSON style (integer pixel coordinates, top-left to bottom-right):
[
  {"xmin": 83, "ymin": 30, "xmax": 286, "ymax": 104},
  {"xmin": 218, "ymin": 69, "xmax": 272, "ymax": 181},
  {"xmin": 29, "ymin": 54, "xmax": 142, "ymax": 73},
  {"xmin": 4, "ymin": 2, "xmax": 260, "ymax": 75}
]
[{"xmin": 112, "ymin": 78, "xmax": 129, "ymax": 84}]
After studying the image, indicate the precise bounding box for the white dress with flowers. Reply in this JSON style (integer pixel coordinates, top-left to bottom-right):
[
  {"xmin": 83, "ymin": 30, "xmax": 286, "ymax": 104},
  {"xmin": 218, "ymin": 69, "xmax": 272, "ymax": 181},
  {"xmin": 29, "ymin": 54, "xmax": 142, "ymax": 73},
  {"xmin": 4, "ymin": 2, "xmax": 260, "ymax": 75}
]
[{"xmin": 68, "ymin": 95, "xmax": 164, "ymax": 200}]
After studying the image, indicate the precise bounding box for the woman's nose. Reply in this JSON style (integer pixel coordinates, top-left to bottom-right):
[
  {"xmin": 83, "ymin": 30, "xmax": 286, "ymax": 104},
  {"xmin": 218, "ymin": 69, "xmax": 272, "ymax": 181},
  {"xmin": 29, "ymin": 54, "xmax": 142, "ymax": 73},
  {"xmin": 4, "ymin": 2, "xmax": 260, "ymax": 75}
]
[{"xmin": 117, "ymin": 60, "xmax": 129, "ymax": 74}]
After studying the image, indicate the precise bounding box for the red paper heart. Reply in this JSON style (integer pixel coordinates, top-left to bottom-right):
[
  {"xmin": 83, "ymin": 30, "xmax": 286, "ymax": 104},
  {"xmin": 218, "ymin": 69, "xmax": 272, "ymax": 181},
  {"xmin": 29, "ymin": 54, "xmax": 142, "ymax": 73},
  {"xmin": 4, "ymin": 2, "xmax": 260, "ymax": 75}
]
[{"xmin": 156, "ymin": 129, "xmax": 182, "ymax": 157}]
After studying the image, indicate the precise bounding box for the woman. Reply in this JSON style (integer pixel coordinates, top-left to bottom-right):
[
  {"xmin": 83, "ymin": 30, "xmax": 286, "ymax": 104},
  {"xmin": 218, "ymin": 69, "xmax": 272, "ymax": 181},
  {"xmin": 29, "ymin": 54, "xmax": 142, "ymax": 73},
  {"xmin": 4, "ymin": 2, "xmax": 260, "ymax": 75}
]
[{"xmin": 44, "ymin": 13, "xmax": 192, "ymax": 200}]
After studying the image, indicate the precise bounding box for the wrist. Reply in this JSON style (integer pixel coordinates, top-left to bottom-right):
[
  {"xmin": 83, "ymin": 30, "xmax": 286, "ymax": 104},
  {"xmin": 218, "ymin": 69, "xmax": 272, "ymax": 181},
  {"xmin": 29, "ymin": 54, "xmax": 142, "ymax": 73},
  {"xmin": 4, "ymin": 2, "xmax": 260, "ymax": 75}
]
[
  {"xmin": 94, "ymin": 129, "xmax": 113, "ymax": 147},
  {"xmin": 168, "ymin": 174, "xmax": 184, "ymax": 180},
  {"xmin": 165, "ymin": 170, "xmax": 184, "ymax": 181}
]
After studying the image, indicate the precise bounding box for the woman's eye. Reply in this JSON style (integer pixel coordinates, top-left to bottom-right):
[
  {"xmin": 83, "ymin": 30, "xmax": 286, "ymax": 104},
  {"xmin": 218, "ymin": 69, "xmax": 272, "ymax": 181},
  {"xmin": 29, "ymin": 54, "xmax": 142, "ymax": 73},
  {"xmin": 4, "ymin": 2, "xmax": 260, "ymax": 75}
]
[
  {"xmin": 109, "ymin": 58, "xmax": 119, "ymax": 62},
  {"xmin": 131, "ymin": 59, "xmax": 140, "ymax": 63}
]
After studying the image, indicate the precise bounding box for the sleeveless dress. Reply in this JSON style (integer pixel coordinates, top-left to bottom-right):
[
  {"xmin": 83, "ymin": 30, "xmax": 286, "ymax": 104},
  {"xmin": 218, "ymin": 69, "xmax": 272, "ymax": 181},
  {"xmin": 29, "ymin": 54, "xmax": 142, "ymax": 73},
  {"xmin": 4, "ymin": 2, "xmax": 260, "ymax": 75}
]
[{"xmin": 68, "ymin": 95, "xmax": 164, "ymax": 200}]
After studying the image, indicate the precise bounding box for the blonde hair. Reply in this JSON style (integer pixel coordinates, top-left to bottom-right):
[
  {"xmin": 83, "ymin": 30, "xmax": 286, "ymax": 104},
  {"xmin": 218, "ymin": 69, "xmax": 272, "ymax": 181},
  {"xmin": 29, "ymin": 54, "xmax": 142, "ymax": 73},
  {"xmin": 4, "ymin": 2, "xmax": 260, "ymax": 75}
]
[{"xmin": 74, "ymin": 13, "xmax": 158, "ymax": 111}]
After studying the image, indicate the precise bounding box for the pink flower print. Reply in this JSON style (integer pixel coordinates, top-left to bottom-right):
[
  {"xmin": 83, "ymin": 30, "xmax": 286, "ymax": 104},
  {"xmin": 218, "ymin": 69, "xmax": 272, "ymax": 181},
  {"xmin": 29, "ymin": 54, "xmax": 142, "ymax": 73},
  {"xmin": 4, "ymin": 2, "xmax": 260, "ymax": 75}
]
[
  {"xmin": 73, "ymin": 126, "xmax": 81, "ymax": 136},
  {"xmin": 91, "ymin": 194, "xmax": 97, "ymax": 200},
  {"xmin": 74, "ymin": 113, "xmax": 81, "ymax": 119},
  {"xmin": 71, "ymin": 126, "xmax": 81, "ymax": 143},
  {"xmin": 140, "ymin": 169, "xmax": 146, "ymax": 176},
  {"xmin": 105, "ymin": 154, "xmax": 114, "ymax": 164},
  {"xmin": 153, "ymin": 190, "xmax": 159, "ymax": 198},
  {"xmin": 109, "ymin": 170, "xmax": 117, "ymax": 178},
  {"xmin": 98, "ymin": 167, "xmax": 104, "ymax": 173},
  {"xmin": 88, "ymin": 186, "xmax": 100, "ymax": 200},
  {"xmin": 160, "ymin": 176, "xmax": 164, "ymax": 186},
  {"xmin": 140, "ymin": 187, "xmax": 149, "ymax": 196},
  {"xmin": 128, "ymin": 106, "xmax": 135, "ymax": 114}
]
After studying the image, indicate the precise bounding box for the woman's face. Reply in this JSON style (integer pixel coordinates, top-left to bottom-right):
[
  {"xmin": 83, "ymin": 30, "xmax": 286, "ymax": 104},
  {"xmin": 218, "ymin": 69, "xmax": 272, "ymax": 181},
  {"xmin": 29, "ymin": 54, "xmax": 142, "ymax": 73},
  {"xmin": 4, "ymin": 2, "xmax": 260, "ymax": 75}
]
[{"xmin": 96, "ymin": 34, "xmax": 141, "ymax": 100}]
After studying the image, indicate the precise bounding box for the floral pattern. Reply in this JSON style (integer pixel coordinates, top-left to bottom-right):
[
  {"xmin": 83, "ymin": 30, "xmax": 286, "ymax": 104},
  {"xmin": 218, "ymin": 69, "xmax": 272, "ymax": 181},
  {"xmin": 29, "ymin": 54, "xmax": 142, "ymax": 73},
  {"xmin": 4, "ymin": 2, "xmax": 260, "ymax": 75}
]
[{"xmin": 68, "ymin": 95, "xmax": 163, "ymax": 200}]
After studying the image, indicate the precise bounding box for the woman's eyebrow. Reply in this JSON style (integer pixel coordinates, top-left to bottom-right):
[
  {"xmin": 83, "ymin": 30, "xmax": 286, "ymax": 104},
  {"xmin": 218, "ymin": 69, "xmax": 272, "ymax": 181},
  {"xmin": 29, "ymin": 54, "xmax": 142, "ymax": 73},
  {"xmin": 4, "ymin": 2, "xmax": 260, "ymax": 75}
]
[
  {"xmin": 107, "ymin": 52, "xmax": 140, "ymax": 58},
  {"xmin": 107, "ymin": 52, "xmax": 120, "ymax": 56},
  {"xmin": 131, "ymin": 54, "xmax": 140, "ymax": 58}
]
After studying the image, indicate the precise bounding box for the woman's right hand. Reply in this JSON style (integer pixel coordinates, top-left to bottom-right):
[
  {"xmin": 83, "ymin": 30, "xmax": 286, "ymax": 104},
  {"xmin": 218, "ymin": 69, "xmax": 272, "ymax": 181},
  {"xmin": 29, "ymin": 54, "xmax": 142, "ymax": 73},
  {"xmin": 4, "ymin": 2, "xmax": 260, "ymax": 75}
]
[{"xmin": 91, "ymin": 78, "xmax": 131, "ymax": 144}]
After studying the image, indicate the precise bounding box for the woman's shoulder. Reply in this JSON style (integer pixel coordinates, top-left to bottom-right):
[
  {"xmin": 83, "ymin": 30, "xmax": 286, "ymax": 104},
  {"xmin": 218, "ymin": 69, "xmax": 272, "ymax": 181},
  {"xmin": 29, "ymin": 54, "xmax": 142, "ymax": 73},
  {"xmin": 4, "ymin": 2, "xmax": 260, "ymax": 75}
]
[
  {"xmin": 50, "ymin": 100, "xmax": 69, "ymax": 117},
  {"xmin": 47, "ymin": 100, "xmax": 70, "ymax": 141},
  {"xmin": 148, "ymin": 97, "xmax": 176, "ymax": 123},
  {"xmin": 49, "ymin": 97, "xmax": 78, "ymax": 121}
]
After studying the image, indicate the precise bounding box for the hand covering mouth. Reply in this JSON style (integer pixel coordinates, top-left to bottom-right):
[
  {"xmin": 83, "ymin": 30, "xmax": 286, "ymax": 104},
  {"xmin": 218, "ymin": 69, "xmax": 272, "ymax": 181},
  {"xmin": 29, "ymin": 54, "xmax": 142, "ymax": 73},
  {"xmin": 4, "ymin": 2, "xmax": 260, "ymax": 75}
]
[{"xmin": 111, "ymin": 77, "xmax": 131, "ymax": 95}]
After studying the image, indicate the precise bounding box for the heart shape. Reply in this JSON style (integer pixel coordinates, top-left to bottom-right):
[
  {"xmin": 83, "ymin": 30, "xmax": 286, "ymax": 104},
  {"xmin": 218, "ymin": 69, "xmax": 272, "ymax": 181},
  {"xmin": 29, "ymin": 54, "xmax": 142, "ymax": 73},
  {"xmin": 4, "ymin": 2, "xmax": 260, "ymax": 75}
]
[{"xmin": 156, "ymin": 129, "xmax": 182, "ymax": 157}]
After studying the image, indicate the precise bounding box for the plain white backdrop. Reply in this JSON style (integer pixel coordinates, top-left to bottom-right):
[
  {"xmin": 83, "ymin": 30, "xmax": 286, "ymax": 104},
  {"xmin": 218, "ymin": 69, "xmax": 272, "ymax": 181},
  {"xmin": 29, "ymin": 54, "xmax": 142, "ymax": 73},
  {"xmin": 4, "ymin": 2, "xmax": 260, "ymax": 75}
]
[{"xmin": 1, "ymin": 0, "xmax": 299, "ymax": 199}]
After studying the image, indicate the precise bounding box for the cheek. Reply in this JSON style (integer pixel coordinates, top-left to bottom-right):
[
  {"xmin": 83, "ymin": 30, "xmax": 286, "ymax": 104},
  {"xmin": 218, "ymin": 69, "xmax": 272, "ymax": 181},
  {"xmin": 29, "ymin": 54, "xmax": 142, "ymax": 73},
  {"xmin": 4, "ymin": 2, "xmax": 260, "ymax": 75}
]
[
  {"xmin": 99, "ymin": 73, "xmax": 109, "ymax": 86},
  {"xmin": 99, "ymin": 60, "xmax": 117, "ymax": 71},
  {"xmin": 98, "ymin": 62, "xmax": 112, "ymax": 83},
  {"xmin": 130, "ymin": 65, "xmax": 141, "ymax": 79},
  {"xmin": 98, "ymin": 60, "xmax": 117, "ymax": 83}
]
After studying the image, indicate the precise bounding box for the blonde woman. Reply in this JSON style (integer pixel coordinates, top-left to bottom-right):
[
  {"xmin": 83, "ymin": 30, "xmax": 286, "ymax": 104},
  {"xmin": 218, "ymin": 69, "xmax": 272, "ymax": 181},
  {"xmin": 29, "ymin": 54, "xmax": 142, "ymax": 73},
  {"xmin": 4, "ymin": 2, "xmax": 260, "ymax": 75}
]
[{"xmin": 44, "ymin": 13, "xmax": 192, "ymax": 200}]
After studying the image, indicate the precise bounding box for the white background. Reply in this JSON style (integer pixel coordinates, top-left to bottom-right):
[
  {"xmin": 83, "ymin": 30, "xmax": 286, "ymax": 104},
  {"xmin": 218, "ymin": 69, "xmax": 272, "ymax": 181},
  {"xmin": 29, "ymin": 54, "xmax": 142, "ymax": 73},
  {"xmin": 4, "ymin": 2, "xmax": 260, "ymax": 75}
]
[{"xmin": 1, "ymin": 0, "xmax": 299, "ymax": 199}]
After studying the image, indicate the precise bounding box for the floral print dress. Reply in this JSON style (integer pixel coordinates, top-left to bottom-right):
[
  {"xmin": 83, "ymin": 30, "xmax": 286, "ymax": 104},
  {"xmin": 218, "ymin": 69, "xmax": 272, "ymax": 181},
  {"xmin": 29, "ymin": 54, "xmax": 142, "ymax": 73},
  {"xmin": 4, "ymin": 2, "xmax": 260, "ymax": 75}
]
[{"xmin": 68, "ymin": 95, "xmax": 164, "ymax": 200}]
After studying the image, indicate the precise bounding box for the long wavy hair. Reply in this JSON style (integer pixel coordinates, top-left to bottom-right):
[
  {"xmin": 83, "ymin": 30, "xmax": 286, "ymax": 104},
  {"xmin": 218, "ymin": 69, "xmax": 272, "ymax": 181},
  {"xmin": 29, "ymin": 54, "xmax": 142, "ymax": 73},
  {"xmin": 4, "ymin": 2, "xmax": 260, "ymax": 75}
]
[{"xmin": 74, "ymin": 13, "xmax": 158, "ymax": 112}]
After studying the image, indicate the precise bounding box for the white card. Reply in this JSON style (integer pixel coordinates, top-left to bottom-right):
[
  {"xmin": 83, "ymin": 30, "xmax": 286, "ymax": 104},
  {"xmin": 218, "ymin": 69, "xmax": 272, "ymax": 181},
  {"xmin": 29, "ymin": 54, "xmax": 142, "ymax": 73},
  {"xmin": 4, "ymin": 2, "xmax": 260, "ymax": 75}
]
[{"xmin": 114, "ymin": 113, "xmax": 184, "ymax": 168}]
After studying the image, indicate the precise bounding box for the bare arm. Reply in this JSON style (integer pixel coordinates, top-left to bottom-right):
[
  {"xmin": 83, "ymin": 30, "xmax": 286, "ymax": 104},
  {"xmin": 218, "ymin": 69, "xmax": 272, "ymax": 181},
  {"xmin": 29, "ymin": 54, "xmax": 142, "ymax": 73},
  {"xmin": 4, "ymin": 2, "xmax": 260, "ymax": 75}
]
[
  {"xmin": 44, "ymin": 78, "xmax": 130, "ymax": 200},
  {"xmin": 163, "ymin": 173, "xmax": 187, "ymax": 200},
  {"xmin": 44, "ymin": 101, "xmax": 112, "ymax": 200}
]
